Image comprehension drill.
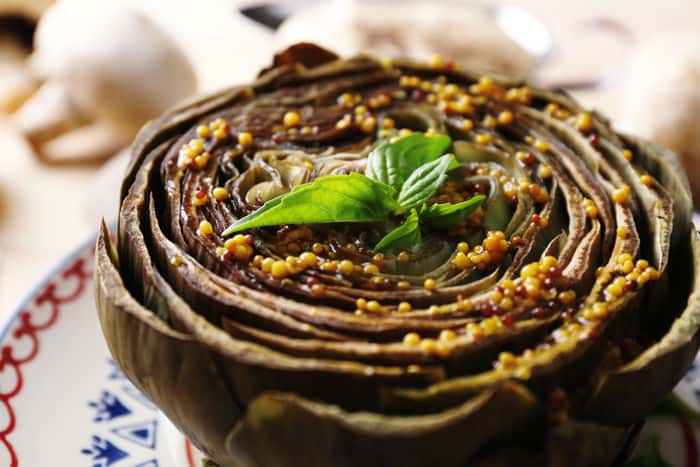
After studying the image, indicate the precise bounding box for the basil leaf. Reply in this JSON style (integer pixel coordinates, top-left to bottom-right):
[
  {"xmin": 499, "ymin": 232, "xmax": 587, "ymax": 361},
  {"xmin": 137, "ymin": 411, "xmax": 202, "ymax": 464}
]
[
  {"xmin": 396, "ymin": 154, "xmax": 456, "ymax": 213},
  {"xmin": 366, "ymin": 133, "xmax": 452, "ymax": 190},
  {"xmin": 374, "ymin": 209, "xmax": 421, "ymax": 252},
  {"xmin": 223, "ymin": 173, "xmax": 397, "ymax": 235},
  {"xmin": 421, "ymin": 195, "xmax": 486, "ymax": 229}
]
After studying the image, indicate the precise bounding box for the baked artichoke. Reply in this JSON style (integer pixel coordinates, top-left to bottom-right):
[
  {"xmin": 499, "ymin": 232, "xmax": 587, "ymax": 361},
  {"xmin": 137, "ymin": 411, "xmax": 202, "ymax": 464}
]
[{"xmin": 95, "ymin": 43, "xmax": 700, "ymax": 467}]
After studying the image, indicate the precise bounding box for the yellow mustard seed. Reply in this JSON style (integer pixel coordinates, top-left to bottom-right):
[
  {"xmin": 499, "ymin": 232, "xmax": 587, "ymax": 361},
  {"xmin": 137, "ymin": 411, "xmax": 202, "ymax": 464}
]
[
  {"xmin": 213, "ymin": 126, "xmax": 230, "ymax": 140},
  {"xmin": 197, "ymin": 220, "xmax": 213, "ymax": 236},
  {"xmin": 270, "ymin": 260, "xmax": 290, "ymax": 279},
  {"xmin": 498, "ymin": 110, "xmax": 514, "ymax": 125},
  {"xmin": 483, "ymin": 115, "xmax": 497, "ymax": 129},
  {"xmin": 238, "ymin": 131, "xmax": 253, "ymax": 148},
  {"xmin": 439, "ymin": 329, "xmax": 457, "ymax": 341},
  {"xmin": 398, "ymin": 302, "xmax": 412, "ymax": 313},
  {"xmin": 538, "ymin": 165, "xmax": 552, "ymax": 179},
  {"xmin": 475, "ymin": 133, "xmax": 494, "ymax": 145},
  {"xmin": 196, "ymin": 125, "xmax": 210, "ymax": 138},
  {"xmin": 420, "ymin": 338, "xmax": 438, "ymax": 353},
  {"xmin": 612, "ymin": 185, "xmax": 631, "ymax": 205},
  {"xmin": 498, "ymin": 352, "xmax": 517, "ymax": 368},
  {"xmin": 283, "ymin": 111, "xmax": 300, "ymax": 128},
  {"xmin": 299, "ymin": 252, "xmax": 318, "ymax": 268},
  {"xmin": 212, "ymin": 187, "xmax": 229, "ymax": 201},
  {"xmin": 397, "ymin": 251, "xmax": 411, "ymax": 263},
  {"xmin": 621, "ymin": 260, "xmax": 634, "ymax": 274},
  {"xmin": 361, "ymin": 117, "xmax": 377, "ymax": 134},
  {"xmin": 533, "ymin": 139, "xmax": 549, "ymax": 152},
  {"xmin": 260, "ymin": 257, "xmax": 274, "ymax": 273},
  {"xmin": 403, "ymin": 332, "xmax": 421, "ymax": 345},
  {"xmin": 424, "ymin": 278, "xmax": 437, "ymax": 290},
  {"xmin": 233, "ymin": 244, "xmax": 253, "ymax": 261},
  {"xmin": 195, "ymin": 152, "xmax": 211, "ymax": 169},
  {"xmin": 338, "ymin": 260, "xmax": 355, "ymax": 276},
  {"xmin": 452, "ymin": 252, "xmax": 470, "ymax": 270},
  {"xmin": 336, "ymin": 117, "xmax": 351, "ymax": 129},
  {"xmin": 188, "ymin": 138, "xmax": 204, "ymax": 154},
  {"xmin": 575, "ymin": 112, "xmax": 593, "ymax": 132},
  {"xmin": 558, "ymin": 290, "xmax": 576, "ymax": 305}
]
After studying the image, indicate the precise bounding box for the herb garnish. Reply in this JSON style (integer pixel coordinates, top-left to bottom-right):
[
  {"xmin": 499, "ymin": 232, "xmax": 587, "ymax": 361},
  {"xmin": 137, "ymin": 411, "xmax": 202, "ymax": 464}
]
[{"xmin": 223, "ymin": 134, "xmax": 485, "ymax": 251}]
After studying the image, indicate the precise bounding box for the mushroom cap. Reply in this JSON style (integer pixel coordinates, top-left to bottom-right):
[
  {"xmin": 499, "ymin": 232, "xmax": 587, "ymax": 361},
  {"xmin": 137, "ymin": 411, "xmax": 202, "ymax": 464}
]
[{"xmin": 31, "ymin": 1, "xmax": 197, "ymax": 136}]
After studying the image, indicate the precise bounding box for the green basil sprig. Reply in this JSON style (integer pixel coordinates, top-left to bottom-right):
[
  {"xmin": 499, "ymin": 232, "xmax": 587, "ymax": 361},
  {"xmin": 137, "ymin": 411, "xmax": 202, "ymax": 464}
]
[
  {"xmin": 223, "ymin": 173, "xmax": 397, "ymax": 233},
  {"xmin": 374, "ymin": 209, "xmax": 421, "ymax": 252},
  {"xmin": 366, "ymin": 133, "xmax": 452, "ymax": 190},
  {"xmin": 223, "ymin": 134, "xmax": 486, "ymax": 251}
]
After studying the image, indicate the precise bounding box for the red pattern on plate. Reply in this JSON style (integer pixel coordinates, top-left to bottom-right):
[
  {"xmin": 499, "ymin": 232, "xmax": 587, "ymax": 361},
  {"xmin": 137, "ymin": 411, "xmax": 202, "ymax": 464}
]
[
  {"xmin": 0, "ymin": 257, "xmax": 90, "ymax": 467},
  {"xmin": 185, "ymin": 439, "xmax": 196, "ymax": 467}
]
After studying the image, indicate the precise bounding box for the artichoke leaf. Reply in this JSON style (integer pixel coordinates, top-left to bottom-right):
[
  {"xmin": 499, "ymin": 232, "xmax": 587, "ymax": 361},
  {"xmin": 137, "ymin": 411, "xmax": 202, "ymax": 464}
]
[{"xmin": 224, "ymin": 382, "xmax": 541, "ymax": 467}]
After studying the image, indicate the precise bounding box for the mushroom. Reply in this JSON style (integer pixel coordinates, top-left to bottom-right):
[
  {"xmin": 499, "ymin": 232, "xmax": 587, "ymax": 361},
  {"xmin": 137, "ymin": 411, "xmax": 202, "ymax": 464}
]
[
  {"xmin": 0, "ymin": 0, "xmax": 51, "ymax": 113},
  {"xmin": 10, "ymin": 0, "xmax": 197, "ymax": 164}
]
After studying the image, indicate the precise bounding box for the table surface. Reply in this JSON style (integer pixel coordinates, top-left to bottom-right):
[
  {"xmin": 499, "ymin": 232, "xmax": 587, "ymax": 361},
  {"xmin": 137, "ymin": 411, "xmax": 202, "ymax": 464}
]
[{"xmin": 1, "ymin": 0, "xmax": 698, "ymax": 319}]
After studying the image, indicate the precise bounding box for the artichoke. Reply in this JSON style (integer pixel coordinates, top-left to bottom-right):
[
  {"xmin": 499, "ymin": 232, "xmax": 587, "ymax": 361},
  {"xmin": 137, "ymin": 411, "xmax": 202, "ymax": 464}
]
[{"xmin": 95, "ymin": 43, "xmax": 700, "ymax": 467}]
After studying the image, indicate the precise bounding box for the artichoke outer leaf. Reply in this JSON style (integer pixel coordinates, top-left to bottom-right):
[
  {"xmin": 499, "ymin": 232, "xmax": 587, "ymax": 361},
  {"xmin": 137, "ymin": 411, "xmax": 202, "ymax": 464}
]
[
  {"xmin": 583, "ymin": 231, "xmax": 700, "ymax": 425},
  {"xmin": 544, "ymin": 420, "xmax": 637, "ymax": 467},
  {"xmin": 94, "ymin": 223, "xmax": 244, "ymax": 467},
  {"xmin": 225, "ymin": 381, "xmax": 541, "ymax": 467}
]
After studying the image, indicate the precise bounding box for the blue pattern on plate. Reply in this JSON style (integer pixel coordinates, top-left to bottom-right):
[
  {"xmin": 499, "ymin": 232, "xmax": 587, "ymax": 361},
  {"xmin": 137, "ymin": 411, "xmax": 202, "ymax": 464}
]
[
  {"xmin": 111, "ymin": 420, "xmax": 158, "ymax": 450},
  {"xmin": 81, "ymin": 435, "xmax": 129, "ymax": 467},
  {"xmin": 89, "ymin": 391, "xmax": 132, "ymax": 422},
  {"xmin": 82, "ymin": 360, "xmax": 161, "ymax": 466}
]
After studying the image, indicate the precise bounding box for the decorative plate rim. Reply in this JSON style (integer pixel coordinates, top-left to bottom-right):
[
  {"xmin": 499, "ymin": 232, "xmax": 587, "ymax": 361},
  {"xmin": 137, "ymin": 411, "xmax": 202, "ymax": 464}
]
[{"xmin": 0, "ymin": 229, "xmax": 100, "ymax": 342}]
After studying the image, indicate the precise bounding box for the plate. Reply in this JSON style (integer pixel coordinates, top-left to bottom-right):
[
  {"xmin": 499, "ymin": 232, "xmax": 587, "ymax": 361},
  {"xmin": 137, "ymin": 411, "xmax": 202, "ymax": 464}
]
[{"xmin": 2, "ymin": 232, "xmax": 699, "ymax": 467}]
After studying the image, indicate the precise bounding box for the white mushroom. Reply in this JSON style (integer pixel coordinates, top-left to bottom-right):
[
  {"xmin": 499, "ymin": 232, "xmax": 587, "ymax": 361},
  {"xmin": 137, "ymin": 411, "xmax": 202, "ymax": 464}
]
[{"xmin": 12, "ymin": 0, "xmax": 197, "ymax": 162}]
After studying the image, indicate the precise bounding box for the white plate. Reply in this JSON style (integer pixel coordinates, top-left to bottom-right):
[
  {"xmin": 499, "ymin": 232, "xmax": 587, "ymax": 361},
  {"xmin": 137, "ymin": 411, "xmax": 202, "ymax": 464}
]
[{"xmin": 2, "ymin": 233, "xmax": 699, "ymax": 466}]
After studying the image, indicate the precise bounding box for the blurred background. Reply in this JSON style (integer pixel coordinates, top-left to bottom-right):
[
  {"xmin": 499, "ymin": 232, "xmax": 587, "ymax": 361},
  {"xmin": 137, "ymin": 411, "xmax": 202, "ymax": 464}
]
[{"xmin": 0, "ymin": 0, "xmax": 698, "ymax": 315}]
